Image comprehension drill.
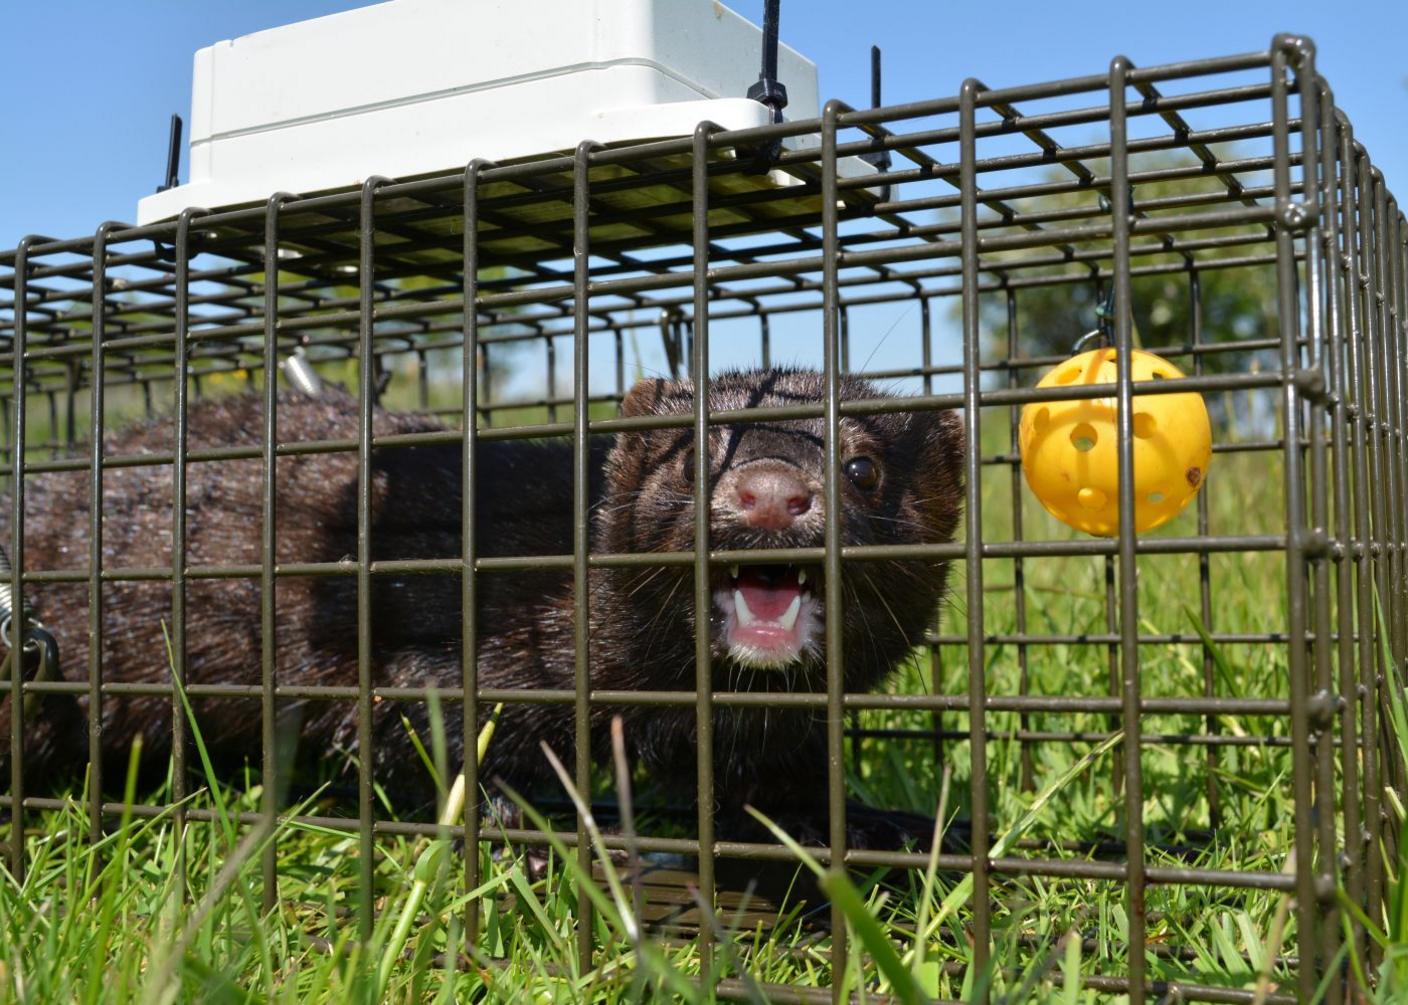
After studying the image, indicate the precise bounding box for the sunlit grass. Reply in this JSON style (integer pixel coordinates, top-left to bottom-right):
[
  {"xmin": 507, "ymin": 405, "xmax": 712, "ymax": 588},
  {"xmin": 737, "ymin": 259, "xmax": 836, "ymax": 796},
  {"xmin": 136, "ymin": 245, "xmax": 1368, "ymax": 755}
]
[{"xmin": 0, "ymin": 386, "xmax": 1385, "ymax": 1002}]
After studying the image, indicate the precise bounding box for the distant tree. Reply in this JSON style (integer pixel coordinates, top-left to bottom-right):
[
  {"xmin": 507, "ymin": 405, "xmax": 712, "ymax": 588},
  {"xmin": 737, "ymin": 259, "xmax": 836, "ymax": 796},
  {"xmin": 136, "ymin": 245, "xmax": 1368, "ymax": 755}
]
[{"xmin": 959, "ymin": 157, "xmax": 1282, "ymax": 432}]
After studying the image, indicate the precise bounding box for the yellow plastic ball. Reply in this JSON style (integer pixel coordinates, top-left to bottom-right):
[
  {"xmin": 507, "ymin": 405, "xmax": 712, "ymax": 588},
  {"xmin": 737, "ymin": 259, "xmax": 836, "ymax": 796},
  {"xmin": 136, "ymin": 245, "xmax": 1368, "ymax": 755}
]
[{"xmin": 1018, "ymin": 348, "xmax": 1211, "ymax": 536}]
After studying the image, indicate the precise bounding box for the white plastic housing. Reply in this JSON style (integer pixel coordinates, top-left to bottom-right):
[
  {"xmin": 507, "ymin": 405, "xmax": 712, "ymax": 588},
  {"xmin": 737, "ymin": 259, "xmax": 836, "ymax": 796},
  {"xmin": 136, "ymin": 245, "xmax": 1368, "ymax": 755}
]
[{"xmin": 137, "ymin": 0, "xmax": 827, "ymax": 223}]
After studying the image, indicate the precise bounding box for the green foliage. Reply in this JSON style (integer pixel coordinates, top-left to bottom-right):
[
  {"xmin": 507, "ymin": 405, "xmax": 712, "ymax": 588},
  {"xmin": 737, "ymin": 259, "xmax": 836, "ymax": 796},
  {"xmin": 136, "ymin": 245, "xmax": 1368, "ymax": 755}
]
[
  {"xmin": 989, "ymin": 261, "xmax": 1280, "ymax": 371},
  {"xmin": 958, "ymin": 157, "xmax": 1282, "ymax": 406},
  {"xmin": 1335, "ymin": 592, "xmax": 1408, "ymax": 1002}
]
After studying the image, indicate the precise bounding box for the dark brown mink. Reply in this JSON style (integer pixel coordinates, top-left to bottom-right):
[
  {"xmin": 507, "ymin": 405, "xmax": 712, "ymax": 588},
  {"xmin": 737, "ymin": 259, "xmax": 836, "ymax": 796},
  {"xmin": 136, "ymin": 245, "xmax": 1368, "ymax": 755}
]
[{"xmin": 2, "ymin": 368, "xmax": 963, "ymax": 838}]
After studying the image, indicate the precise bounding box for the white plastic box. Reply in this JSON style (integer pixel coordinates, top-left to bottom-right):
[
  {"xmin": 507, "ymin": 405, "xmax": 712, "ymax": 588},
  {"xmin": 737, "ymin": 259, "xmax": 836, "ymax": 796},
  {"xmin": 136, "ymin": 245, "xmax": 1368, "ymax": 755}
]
[{"xmin": 137, "ymin": 0, "xmax": 829, "ymax": 223}]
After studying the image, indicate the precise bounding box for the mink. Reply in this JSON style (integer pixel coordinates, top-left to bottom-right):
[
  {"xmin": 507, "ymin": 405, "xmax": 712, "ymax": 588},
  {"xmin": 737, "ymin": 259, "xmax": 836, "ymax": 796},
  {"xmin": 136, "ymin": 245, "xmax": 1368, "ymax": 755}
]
[{"xmin": 1, "ymin": 369, "xmax": 963, "ymax": 840}]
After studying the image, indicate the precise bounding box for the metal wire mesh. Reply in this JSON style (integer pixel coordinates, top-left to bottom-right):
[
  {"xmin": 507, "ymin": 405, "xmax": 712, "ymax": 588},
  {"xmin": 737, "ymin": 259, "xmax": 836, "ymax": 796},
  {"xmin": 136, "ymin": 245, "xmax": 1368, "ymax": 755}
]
[{"xmin": 0, "ymin": 35, "xmax": 1403, "ymax": 1002}]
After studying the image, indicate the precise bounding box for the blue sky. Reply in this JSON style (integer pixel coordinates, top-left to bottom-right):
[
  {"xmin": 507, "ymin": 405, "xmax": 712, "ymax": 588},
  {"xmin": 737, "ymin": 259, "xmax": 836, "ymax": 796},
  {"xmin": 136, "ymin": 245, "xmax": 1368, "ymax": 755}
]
[{"xmin": 3, "ymin": 0, "xmax": 1405, "ymax": 250}]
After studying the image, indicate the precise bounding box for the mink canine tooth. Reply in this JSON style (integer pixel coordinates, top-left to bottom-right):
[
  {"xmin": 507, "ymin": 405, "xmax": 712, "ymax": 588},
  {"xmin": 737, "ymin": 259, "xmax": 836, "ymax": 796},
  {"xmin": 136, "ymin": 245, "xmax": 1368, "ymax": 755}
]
[{"xmin": 1, "ymin": 368, "xmax": 964, "ymax": 844}]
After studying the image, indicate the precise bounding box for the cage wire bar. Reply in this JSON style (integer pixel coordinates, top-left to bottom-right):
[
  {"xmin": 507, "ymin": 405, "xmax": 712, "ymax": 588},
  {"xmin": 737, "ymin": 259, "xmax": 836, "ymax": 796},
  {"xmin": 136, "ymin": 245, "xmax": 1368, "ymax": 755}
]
[
  {"xmin": 0, "ymin": 35, "xmax": 1405, "ymax": 1002},
  {"xmin": 691, "ymin": 121, "xmax": 719, "ymax": 978},
  {"xmin": 460, "ymin": 156, "xmax": 486, "ymax": 973}
]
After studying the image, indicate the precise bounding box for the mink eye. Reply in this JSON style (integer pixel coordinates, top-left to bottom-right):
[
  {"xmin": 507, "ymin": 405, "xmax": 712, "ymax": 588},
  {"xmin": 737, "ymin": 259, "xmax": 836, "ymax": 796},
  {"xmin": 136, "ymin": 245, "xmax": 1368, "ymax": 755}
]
[
  {"xmin": 681, "ymin": 447, "xmax": 695, "ymax": 484},
  {"xmin": 844, "ymin": 456, "xmax": 880, "ymax": 491}
]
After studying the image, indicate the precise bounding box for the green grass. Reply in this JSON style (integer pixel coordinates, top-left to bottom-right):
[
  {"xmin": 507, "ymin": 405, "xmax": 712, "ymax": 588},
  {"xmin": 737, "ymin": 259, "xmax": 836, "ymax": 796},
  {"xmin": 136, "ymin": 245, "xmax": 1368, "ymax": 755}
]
[{"xmin": 0, "ymin": 388, "xmax": 1396, "ymax": 1003}]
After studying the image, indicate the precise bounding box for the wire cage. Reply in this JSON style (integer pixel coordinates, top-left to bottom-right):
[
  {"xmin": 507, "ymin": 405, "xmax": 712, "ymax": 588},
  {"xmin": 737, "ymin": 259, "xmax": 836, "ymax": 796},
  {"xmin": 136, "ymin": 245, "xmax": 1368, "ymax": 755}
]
[{"xmin": 1, "ymin": 33, "xmax": 1405, "ymax": 1003}]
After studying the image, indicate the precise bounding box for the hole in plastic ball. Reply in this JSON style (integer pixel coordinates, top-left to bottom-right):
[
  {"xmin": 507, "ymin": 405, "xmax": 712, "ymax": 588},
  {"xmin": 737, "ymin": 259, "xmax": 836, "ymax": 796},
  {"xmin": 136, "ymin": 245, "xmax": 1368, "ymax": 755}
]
[
  {"xmin": 1133, "ymin": 412, "xmax": 1156, "ymax": 438},
  {"xmin": 1078, "ymin": 487, "xmax": 1107, "ymax": 510},
  {"xmin": 1032, "ymin": 406, "xmax": 1050, "ymax": 432},
  {"xmin": 1070, "ymin": 423, "xmax": 1098, "ymax": 452},
  {"xmin": 1055, "ymin": 367, "xmax": 1081, "ymax": 385},
  {"xmin": 1151, "ymin": 371, "xmax": 1169, "ymax": 380},
  {"xmin": 1147, "ymin": 491, "xmax": 1166, "ymax": 504}
]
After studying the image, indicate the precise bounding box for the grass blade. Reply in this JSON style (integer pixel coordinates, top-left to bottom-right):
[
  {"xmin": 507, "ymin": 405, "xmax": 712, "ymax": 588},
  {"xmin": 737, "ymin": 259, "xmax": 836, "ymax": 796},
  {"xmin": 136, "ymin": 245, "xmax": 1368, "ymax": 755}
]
[
  {"xmin": 920, "ymin": 730, "xmax": 1123, "ymax": 946},
  {"xmin": 376, "ymin": 702, "xmax": 503, "ymax": 997},
  {"xmin": 819, "ymin": 869, "xmax": 928, "ymax": 1005}
]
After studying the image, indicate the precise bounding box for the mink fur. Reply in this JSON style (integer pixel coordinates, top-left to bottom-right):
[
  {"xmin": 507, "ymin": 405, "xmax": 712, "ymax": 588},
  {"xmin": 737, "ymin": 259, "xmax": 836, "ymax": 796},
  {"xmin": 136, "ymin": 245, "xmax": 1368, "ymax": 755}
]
[{"xmin": 1, "ymin": 369, "xmax": 963, "ymax": 836}]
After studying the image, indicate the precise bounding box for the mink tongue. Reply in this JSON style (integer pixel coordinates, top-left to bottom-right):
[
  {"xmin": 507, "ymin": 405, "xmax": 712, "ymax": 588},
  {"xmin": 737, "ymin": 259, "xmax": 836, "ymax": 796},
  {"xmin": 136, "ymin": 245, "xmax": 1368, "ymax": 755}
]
[{"xmin": 736, "ymin": 566, "xmax": 802, "ymax": 621}]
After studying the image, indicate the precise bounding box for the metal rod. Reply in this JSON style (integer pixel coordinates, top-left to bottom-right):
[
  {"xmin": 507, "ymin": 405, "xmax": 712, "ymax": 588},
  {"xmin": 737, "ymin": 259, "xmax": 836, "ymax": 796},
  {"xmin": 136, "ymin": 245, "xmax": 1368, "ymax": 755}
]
[
  {"xmin": 1321, "ymin": 96, "xmax": 1365, "ymax": 963},
  {"xmin": 571, "ymin": 139, "xmax": 598, "ymax": 974},
  {"xmin": 87, "ymin": 223, "xmax": 113, "ymax": 850},
  {"xmin": 7, "ymin": 236, "xmax": 33, "ymax": 882},
  {"xmin": 461, "ymin": 156, "xmax": 489, "ymax": 953},
  {"xmin": 171, "ymin": 207, "xmax": 202, "ymax": 904},
  {"xmin": 260, "ymin": 193, "xmax": 288, "ymax": 913},
  {"xmin": 691, "ymin": 121, "xmax": 717, "ymax": 977},
  {"xmin": 354, "ymin": 176, "xmax": 387, "ymax": 942},
  {"xmin": 1108, "ymin": 54, "xmax": 1148, "ymax": 1004},
  {"xmin": 959, "ymin": 76, "xmax": 993, "ymax": 993},
  {"xmin": 820, "ymin": 97, "xmax": 849, "ymax": 1000},
  {"xmin": 1270, "ymin": 35, "xmax": 1320, "ymax": 999}
]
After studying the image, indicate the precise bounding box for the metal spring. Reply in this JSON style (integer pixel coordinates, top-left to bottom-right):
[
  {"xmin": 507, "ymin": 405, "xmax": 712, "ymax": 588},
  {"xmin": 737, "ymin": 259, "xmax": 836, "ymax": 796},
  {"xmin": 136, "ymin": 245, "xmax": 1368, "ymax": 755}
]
[
  {"xmin": 0, "ymin": 543, "xmax": 28, "ymax": 649},
  {"xmin": 281, "ymin": 348, "xmax": 323, "ymax": 397}
]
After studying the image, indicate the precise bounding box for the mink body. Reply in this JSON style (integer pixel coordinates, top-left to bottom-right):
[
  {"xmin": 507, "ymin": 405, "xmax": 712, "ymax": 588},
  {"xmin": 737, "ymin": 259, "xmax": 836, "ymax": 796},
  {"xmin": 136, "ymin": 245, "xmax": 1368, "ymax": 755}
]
[{"xmin": 3, "ymin": 370, "xmax": 962, "ymax": 834}]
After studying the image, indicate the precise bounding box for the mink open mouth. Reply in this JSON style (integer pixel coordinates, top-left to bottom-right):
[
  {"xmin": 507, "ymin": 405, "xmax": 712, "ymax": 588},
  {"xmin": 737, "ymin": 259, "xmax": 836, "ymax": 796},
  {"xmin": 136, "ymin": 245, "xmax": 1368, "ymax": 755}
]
[{"xmin": 712, "ymin": 563, "xmax": 823, "ymax": 670}]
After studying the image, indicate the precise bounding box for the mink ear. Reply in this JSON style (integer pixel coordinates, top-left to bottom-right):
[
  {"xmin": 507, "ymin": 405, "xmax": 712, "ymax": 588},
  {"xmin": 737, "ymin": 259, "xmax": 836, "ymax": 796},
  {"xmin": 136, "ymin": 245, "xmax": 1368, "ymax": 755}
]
[
  {"xmin": 620, "ymin": 377, "xmax": 673, "ymax": 418},
  {"xmin": 604, "ymin": 377, "xmax": 678, "ymax": 502},
  {"xmin": 922, "ymin": 409, "xmax": 966, "ymax": 479},
  {"xmin": 600, "ymin": 378, "xmax": 683, "ymax": 550}
]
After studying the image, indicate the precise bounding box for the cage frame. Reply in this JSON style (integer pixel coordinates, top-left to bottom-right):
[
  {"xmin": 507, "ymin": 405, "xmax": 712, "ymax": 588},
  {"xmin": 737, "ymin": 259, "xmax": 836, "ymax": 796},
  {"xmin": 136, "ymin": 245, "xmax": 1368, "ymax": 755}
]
[{"xmin": 0, "ymin": 32, "xmax": 1404, "ymax": 1004}]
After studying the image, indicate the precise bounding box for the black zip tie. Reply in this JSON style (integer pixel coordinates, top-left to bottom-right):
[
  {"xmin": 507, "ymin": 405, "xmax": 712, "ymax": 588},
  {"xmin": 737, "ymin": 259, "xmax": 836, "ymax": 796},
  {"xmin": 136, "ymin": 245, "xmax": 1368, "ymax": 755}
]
[
  {"xmin": 745, "ymin": 0, "xmax": 788, "ymax": 124},
  {"xmin": 152, "ymin": 113, "xmax": 185, "ymax": 263},
  {"xmin": 741, "ymin": 0, "xmax": 788, "ymax": 172},
  {"xmin": 859, "ymin": 46, "xmax": 892, "ymax": 173},
  {"xmin": 157, "ymin": 113, "xmax": 183, "ymax": 193}
]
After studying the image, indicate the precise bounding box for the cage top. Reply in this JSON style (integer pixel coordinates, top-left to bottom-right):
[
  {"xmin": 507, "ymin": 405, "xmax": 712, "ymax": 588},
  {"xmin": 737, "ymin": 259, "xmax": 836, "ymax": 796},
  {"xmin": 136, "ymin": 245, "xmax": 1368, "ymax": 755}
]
[
  {"xmin": 0, "ymin": 36, "xmax": 1374, "ymax": 401},
  {"xmin": 136, "ymin": 0, "xmax": 839, "ymax": 225}
]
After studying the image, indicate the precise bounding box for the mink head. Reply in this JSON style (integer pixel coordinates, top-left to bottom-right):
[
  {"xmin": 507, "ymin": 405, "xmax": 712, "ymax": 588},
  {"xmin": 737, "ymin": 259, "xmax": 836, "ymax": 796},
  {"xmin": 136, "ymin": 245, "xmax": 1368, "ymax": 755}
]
[{"xmin": 597, "ymin": 369, "xmax": 964, "ymax": 691}]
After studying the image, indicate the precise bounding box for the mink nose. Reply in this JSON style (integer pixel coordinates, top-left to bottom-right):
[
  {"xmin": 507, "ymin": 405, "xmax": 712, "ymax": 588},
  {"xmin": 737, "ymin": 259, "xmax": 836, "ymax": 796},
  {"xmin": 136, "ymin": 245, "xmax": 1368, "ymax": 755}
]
[{"xmin": 734, "ymin": 466, "xmax": 814, "ymax": 531}]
